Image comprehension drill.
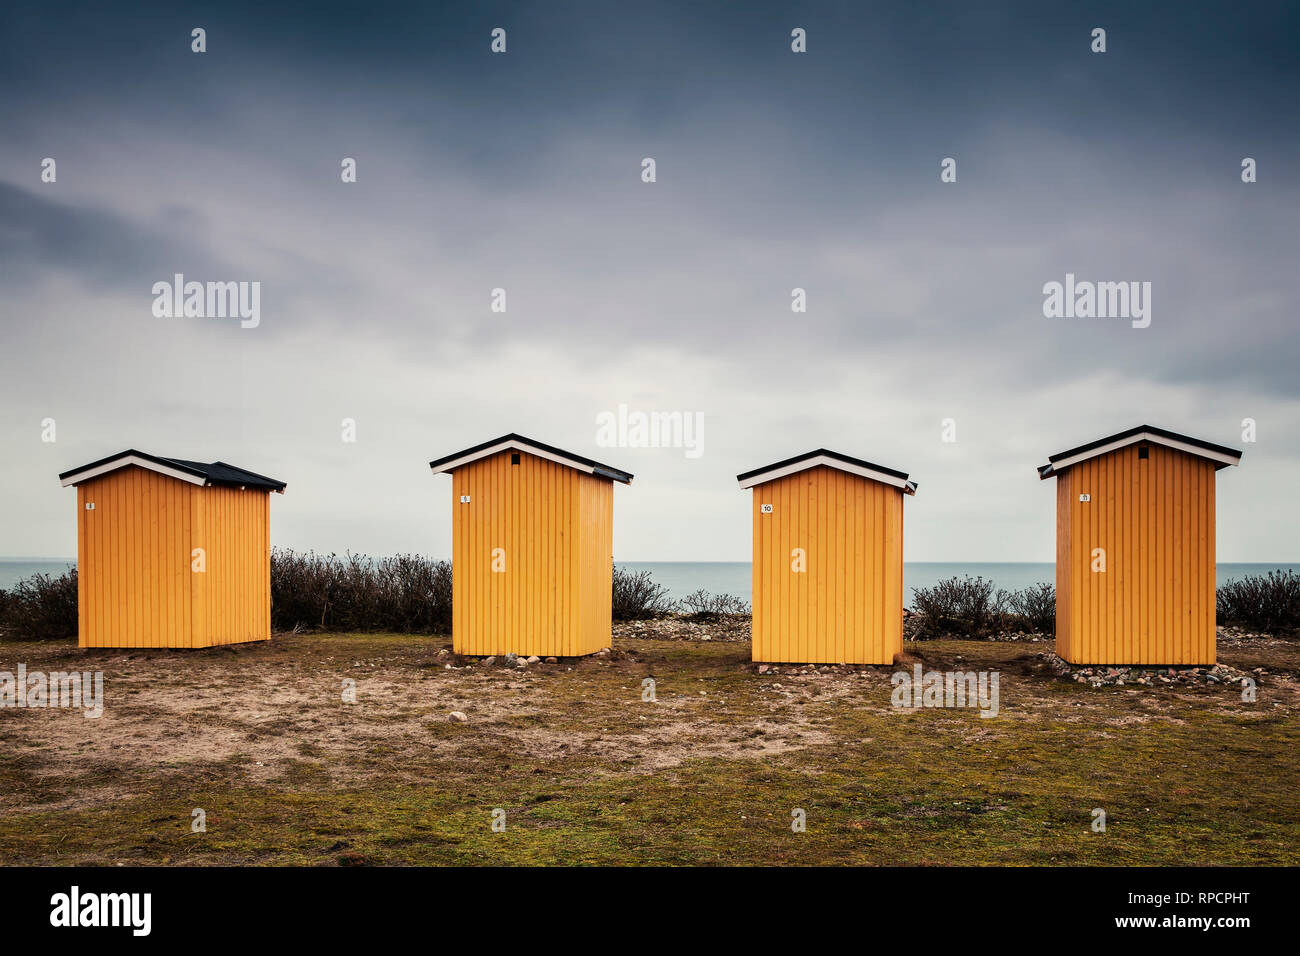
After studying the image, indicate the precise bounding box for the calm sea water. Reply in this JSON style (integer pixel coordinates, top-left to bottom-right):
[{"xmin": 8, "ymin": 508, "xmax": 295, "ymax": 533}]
[
  {"xmin": 0, "ymin": 560, "xmax": 75, "ymax": 591},
  {"xmin": 3, "ymin": 560, "xmax": 1296, "ymax": 608},
  {"xmin": 618, "ymin": 561, "xmax": 1300, "ymax": 606}
]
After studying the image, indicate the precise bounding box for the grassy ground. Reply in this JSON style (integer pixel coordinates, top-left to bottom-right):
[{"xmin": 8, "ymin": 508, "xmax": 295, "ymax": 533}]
[{"xmin": 1, "ymin": 630, "xmax": 1297, "ymax": 865}]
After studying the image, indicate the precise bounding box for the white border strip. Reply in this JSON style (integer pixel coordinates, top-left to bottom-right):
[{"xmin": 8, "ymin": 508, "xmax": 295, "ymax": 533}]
[
  {"xmin": 60, "ymin": 455, "xmax": 207, "ymax": 488},
  {"xmin": 429, "ymin": 439, "xmax": 597, "ymax": 477},
  {"xmin": 738, "ymin": 454, "xmax": 913, "ymax": 492},
  {"xmin": 1049, "ymin": 431, "xmax": 1240, "ymax": 473}
]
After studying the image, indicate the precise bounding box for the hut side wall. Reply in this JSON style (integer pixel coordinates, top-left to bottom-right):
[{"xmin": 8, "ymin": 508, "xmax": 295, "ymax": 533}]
[
  {"xmin": 577, "ymin": 474, "xmax": 615, "ymax": 656},
  {"xmin": 191, "ymin": 484, "xmax": 272, "ymax": 647}
]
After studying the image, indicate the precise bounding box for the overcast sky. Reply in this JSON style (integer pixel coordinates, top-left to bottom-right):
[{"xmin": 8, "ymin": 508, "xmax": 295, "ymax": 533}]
[{"xmin": 1, "ymin": 0, "xmax": 1297, "ymax": 562}]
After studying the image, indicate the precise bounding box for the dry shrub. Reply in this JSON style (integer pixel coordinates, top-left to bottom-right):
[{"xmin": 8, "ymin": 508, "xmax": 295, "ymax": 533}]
[
  {"xmin": 911, "ymin": 575, "xmax": 1056, "ymax": 639},
  {"xmin": 677, "ymin": 588, "xmax": 750, "ymax": 621},
  {"xmin": 1217, "ymin": 570, "xmax": 1300, "ymax": 635},
  {"xmin": 270, "ymin": 549, "xmax": 452, "ymax": 634},
  {"xmin": 611, "ymin": 565, "xmax": 675, "ymax": 620},
  {"xmin": 0, "ymin": 568, "xmax": 79, "ymax": 641}
]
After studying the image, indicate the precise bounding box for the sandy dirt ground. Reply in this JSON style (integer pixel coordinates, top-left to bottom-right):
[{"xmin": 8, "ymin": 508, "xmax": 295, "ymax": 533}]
[{"xmin": 4, "ymin": 629, "xmax": 1297, "ymax": 819}]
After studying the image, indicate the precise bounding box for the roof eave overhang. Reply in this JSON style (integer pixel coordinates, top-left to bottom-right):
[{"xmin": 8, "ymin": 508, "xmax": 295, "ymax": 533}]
[
  {"xmin": 429, "ymin": 437, "xmax": 633, "ymax": 484},
  {"xmin": 1039, "ymin": 429, "xmax": 1241, "ymax": 479},
  {"xmin": 737, "ymin": 454, "xmax": 915, "ymax": 494},
  {"xmin": 209, "ymin": 461, "xmax": 288, "ymax": 493},
  {"xmin": 59, "ymin": 453, "xmax": 208, "ymax": 489}
]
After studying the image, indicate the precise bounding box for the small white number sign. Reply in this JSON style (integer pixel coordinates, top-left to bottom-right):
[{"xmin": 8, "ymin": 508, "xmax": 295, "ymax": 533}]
[
  {"xmin": 460, "ymin": 496, "xmax": 471, "ymax": 503},
  {"xmin": 1079, "ymin": 494, "xmax": 1090, "ymax": 502},
  {"xmin": 760, "ymin": 503, "xmax": 773, "ymax": 514}
]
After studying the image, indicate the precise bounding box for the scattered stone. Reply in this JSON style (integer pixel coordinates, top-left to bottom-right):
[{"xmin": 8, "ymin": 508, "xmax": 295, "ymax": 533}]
[
  {"xmin": 611, "ymin": 614, "xmax": 751, "ymax": 644},
  {"xmin": 757, "ymin": 664, "xmax": 770, "ymax": 674},
  {"xmin": 526, "ymin": 656, "xmax": 540, "ymax": 664},
  {"xmin": 447, "ymin": 711, "xmax": 467, "ymax": 723},
  {"xmin": 545, "ymin": 656, "xmax": 558, "ymax": 664},
  {"xmin": 483, "ymin": 656, "xmax": 496, "ymax": 666},
  {"xmin": 1216, "ymin": 624, "xmax": 1283, "ymax": 647},
  {"xmin": 1044, "ymin": 653, "xmax": 1254, "ymax": 688}
]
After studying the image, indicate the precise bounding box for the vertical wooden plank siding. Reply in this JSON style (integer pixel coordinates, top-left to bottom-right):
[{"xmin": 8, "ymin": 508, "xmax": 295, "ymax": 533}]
[
  {"xmin": 579, "ymin": 475, "xmax": 614, "ymax": 655},
  {"xmin": 195, "ymin": 485, "xmax": 271, "ymax": 647},
  {"xmin": 1055, "ymin": 468, "xmax": 1073, "ymax": 661},
  {"xmin": 76, "ymin": 483, "xmax": 88, "ymax": 646},
  {"xmin": 1054, "ymin": 444, "xmax": 1216, "ymax": 665},
  {"xmin": 190, "ymin": 484, "xmax": 207, "ymax": 648},
  {"xmin": 751, "ymin": 465, "xmax": 904, "ymax": 665},
  {"xmin": 78, "ymin": 468, "xmax": 192, "ymax": 648},
  {"xmin": 451, "ymin": 450, "xmax": 614, "ymax": 657},
  {"xmin": 76, "ymin": 466, "xmax": 271, "ymax": 648}
]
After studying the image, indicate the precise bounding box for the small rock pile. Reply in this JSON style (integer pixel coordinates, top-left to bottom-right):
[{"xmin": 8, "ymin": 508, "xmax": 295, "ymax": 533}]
[
  {"xmin": 430, "ymin": 647, "xmax": 640, "ymax": 670},
  {"xmin": 431, "ymin": 647, "xmax": 564, "ymax": 669},
  {"xmin": 1043, "ymin": 652, "xmax": 1261, "ymax": 689},
  {"xmin": 483, "ymin": 652, "xmax": 550, "ymax": 669},
  {"xmin": 986, "ymin": 630, "xmax": 1047, "ymax": 643},
  {"xmin": 1216, "ymin": 624, "xmax": 1287, "ymax": 647},
  {"xmin": 612, "ymin": 614, "xmax": 751, "ymax": 643},
  {"xmin": 754, "ymin": 662, "xmax": 880, "ymax": 676}
]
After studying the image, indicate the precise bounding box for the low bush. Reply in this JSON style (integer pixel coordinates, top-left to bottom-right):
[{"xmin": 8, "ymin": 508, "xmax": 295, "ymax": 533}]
[
  {"xmin": 611, "ymin": 565, "xmax": 676, "ymax": 620},
  {"xmin": 677, "ymin": 588, "xmax": 751, "ymax": 621},
  {"xmin": 1006, "ymin": 581, "xmax": 1057, "ymax": 636},
  {"xmin": 0, "ymin": 568, "xmax": 79, "ymax": 641},
  {"xmin": 269, "ymin": 549, "xmax": 452, "ymax": 634},
  {"xmin": 910, "ymin": 575, "xmax": 1008, "ymax": 639},
  {"xmin": 910, "ymin": 576, "xmax": 1056, "ymax": 639},
  {"xmin": 1217, "ymin": 570, "xmax": 1300, "ymax": 635}
]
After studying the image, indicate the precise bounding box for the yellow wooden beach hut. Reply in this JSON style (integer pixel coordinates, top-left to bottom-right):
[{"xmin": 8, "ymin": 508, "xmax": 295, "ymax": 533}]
[
  {"xmin": 737, "ymin": 449, "xmax": 917, "ymax": 665},
  {"xmin": 60, "ymin": 449, "xmax": 286, "ymax": 648},
  {"xmin": 1038, "ymin": 425, "xmax": 1242, "ymax": 665},
  {"xmin": 429, "ymin": 434, "xmax": 633, "ymax": 658}
]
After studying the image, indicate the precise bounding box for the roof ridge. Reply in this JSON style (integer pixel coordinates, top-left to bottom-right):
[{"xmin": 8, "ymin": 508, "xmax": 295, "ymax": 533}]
[
  {"xmin": 429, "ymin": 434, "xmax": 634, "ymax": 484},
  {"xmin": 59, "ymin": 450, "xmax": 286, "ymax": 492},
  {"xmin": 1038, "ymin": 425, "xmax": 1242, "ymax": 479},
  {"xmin": 736, "ymin": 448, "xmax": 917, "ymax": 494}
]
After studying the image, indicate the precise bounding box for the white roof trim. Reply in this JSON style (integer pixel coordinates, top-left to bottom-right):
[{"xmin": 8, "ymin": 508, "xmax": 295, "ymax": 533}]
[
  {"xmin": 738, "ymin": 455, "xmax": 915, "ymax": 493},
  {"xmin": 60, "ymin": 455, "xmax": 207, "ymax": 488},
  {"xmin": 429, "ymin": 439, "xmax": 597, "ymax": 477},
  {"xmin": 1049, "ymin": 431, "xmax": 1240, "ymax": 473}
]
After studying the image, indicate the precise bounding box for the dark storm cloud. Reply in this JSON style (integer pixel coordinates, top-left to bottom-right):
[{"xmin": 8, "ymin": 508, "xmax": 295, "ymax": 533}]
[
  {"xmin": 4, "ymin": 2, "xmax": 1296, "ymax": 141},
  {"xmin": 0, "ymin": 183, "xmax": 226, "ymax": 291},
  {"xmin": 0, "ymin": 1, "xmax": 1296, "ymax": 560}
]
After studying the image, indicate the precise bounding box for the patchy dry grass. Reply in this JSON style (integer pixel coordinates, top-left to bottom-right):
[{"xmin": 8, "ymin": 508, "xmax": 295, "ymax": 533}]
[{"xmin": 0, "ymin": 632, "xmax": 1296, "ymax": 865}]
